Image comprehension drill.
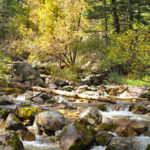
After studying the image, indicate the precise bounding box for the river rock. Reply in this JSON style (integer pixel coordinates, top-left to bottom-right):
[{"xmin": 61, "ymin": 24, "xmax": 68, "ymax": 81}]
[
  {"xmin": 48, "ymin": 83, "xmax": 58, "ymax": 89},
  {"xmin": 128, "ymin": 86, "xmax": 149, "ymax": 97},
  {"xmin": 95, "ymin": 123, "xmax": 117, "ymax": 132},
  {"xmin": 79, "ymin": 107, "xmax": 102, "ymax": 126},
  {"xmin": 36, "ymin": 111, "xmax": 67, "ymax": 133},
  {"xmin": 0, "ymin": 109, "xmax": 12, "ymax": 120},
  {"xmin": 12, "ymin": 62, "xmax": 45, "ymax": 86},
  {"xmin": 129, "ymin": 120, "xmax": 148, "ymax": 135},
  {"xmin": 106, "ymin": 137, "xmax": 136, "ymax": 150},
  {"xmin": 114, "ymin": 118, "xmax": 148, "ymax": 136},
  {"xmin": 131, "ymin": 105, "xmax": 150, "ymax": 114},
  {"xmin": 54, "ymin": 80, "xmax": 69, "ymax": 87},
  {"xmin": 31, "ymin": 97, "xmax": 44, "ymax": 104},
  {"xmin": 81, "ymin": 74, "xmax": 104, "ymax": 86},
  {"xmin": 115, "ymin": 126, "xmax": 138, "ymax": 137},
  {"xmin": 0, "ymin": 132, "xmax": 24, "ymax": 150},
  {"xmin": 17, "ymin": 130, "xmax": 35, "ymax": 141},
  {"xmin": 39, "ymin": 92, "xmax": 52, "ymax": 100},
  {"xmin": 4, "ymin": 113, "xmax": 25, "ymax": 130},
  {"xmin": 31, "ymin": 92, "xmax": 52, "ymax": 104},
  {"xmin": 60, "ymin": 121, "xmax": 94, "ymax": 150},
  {"xmin": 98, "ymin": 104, "xmax": 107, "ymax": 111},
  {"xmin": 95, "ymin": 131, "xmax": 114, "ymax": 146},
  {"xmin": 15, "ymin": 107, "xmax": 41, "ymax": 119},
  {"xmin": 0, "ymin": 96, "xmax": 13, "ymax": 105},
  {"xmin": 113, "ymin": 117, "xmax": 130, "ymax": 127}
]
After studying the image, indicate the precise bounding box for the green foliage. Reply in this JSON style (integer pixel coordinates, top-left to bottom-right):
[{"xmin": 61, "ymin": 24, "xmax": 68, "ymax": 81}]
[
  {"xmin": 104, "ymin": 71, "xmax": 124, "ymax": 84},
  {"xmin": 46, "ymin": 64, "xmax": 80, "ymax": 81}
]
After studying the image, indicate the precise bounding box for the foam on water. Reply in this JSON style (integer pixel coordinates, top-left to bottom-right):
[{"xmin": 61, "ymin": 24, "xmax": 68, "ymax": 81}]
[
  {"xmin": 22, "ymin": 140, "xmax": 59, "ymax": 150},
  {"xmin": 101, "ymin": 110, "xmax": 150, "ymax": 123},
  {"xmin": 90, "ymin": 146, "xmax": 106, "ymax": 150},
  {"xmin": 133, "ymin": 136, "xmax": 150, "ymax": 150}
]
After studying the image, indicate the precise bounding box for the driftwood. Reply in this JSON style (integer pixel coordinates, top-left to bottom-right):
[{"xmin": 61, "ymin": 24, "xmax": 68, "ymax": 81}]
[{"xmin": 8, "ymin": 83, "xmax": 116, "ymax": 104}]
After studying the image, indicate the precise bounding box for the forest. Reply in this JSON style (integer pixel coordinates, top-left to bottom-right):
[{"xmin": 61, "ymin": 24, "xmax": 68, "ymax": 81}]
[
  {"xmin": 0, "ymin": 0, "xmax": 150, "ymax": 85},
  {"xmin": 0, "ymin": 0, "xmax": 150, "ymax": 150}
]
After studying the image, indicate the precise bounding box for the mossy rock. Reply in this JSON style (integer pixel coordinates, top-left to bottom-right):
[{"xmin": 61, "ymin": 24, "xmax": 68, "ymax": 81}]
[
  {"xmin": 15, "ymin": 107, "xmax": 42, "ymax": 119},
  {"xmin": 131, "ymin": 105, "xmax": 150, "ymax": 114},
  {"xmin": 4, "ymin": 88, "xmax": 25, "ymax": 95},
  {"xmin": 47, "ymin": 100, "xmax": 56, "ymax": 103},
  {"xmin": 95, "ymin": 131, "xmax": 113, "ymax": 146},
  {"xmin": 146, "ymin": 144, "xmax": 150, "ymax": 150},
  {"xmin": 98, "ymin": 104, "xmax": 107, "ymax": 111},
  {"xmin": 21, "ymin": 103, "xmax": 31, "ymax": 107},
  {"xmin": 0, "ymin": 132, "xmax": 24, "ymax": 150},
  {"xmin": 60, "ymin": 121, "xmax": 94, "ymax": 150},
  {"xmin": 105, "ymin": 145, "xmax": 117, "ymax": 150},
  {"xmin": 97, "ymin": 123, "xmax": 117, "ymax": 132},
  {"xmin": 0, "ymin": 110, "xmax": 10, "ymax": 120}
]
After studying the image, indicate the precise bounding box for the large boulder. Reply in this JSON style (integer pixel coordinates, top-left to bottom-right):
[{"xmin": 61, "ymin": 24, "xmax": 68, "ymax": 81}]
[
  {"xmin": 79, "ymin": 107, "xmax": 102, "ymax": 126},
  {"xmin": 36, "ymin": 111, "xmax": 67, "ymax": 134},
  {"xmin": 60, "ymin": 121, "xmax": 94, "ymax": 150},
  {"xmin": 0, "ymin": 132, "xmax": 24, "ymax": 150},
  {"xmin": 12, "ymin": 62, "xmax": 45, "ymax": 86}
]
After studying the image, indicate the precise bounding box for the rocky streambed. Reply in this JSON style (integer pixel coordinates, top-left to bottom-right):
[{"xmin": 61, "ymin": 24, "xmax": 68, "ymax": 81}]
[{"xmin": 0, "ymin": 84, "xmax": 150, "ymax": 150}]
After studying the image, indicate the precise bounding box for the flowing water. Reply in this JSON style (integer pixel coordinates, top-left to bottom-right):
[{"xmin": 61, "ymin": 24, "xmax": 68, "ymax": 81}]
[{"xmin": 13, "ymin": 90, "xmax": 150, "ymax": 150}]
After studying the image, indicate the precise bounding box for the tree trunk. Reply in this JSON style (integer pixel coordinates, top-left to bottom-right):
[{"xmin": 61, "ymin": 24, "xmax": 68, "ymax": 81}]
[
  {"xmin": 129, "ymin": 0, "xmax": 134, "ymax": 29},
  {"xmin": 103, "ymin": 0, "xmax": 108, "ymax": 37},
  {"xmin": 111, "ymin": 0, "xmax": 120, "ymax": 33}
]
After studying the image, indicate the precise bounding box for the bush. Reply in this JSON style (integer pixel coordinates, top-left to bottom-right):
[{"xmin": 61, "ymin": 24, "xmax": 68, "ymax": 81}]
[{"xmin": 104, "ymin": 71, "xmax": 124, "ymax": 84}]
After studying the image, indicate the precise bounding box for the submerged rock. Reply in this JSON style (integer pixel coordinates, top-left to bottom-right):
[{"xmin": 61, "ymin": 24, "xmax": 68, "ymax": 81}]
[
  {"xmin": 36, "ymin": 111, "xmax": 67, "ymax": 134},
  {"xmin": 0, "ymin": 132, "xmax": 24, "ymax": 150},
  {"xmin": 79, "ymin": 107, "xmax": 102, "ymax": 126},
  {"xmin": 60, "ymin": 121, "xmax": 94, "ymax": 150}
]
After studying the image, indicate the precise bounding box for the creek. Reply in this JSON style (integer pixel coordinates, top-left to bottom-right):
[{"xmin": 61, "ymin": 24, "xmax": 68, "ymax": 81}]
[{"xmin": 3, "ymin": 86, "xmax": 150, "ymax": 150}]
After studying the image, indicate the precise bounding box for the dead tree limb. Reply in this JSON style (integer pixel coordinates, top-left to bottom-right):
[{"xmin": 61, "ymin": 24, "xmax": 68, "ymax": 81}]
[{"xmin": 8, "ymin": 83, "xmax": 116, "ymax": 104}]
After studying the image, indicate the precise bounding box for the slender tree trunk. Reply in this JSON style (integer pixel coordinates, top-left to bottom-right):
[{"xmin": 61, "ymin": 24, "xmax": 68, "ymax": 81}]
[
  {"xmin": 103, "ymin": 0, "xmax": 108, "ymax": 37},
  {"xmin": 111, "ymin": 0, "xmax": 120, "ymax": 33},
  {"xmin": 129, "ymin": 0, "xmax": 134, "ymax": 29}
]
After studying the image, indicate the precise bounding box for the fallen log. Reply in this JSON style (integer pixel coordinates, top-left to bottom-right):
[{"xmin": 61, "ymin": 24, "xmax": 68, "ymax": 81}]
[{"xmin": 8, "ymin": 83, "xmax": 116, "ymax": 104}]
